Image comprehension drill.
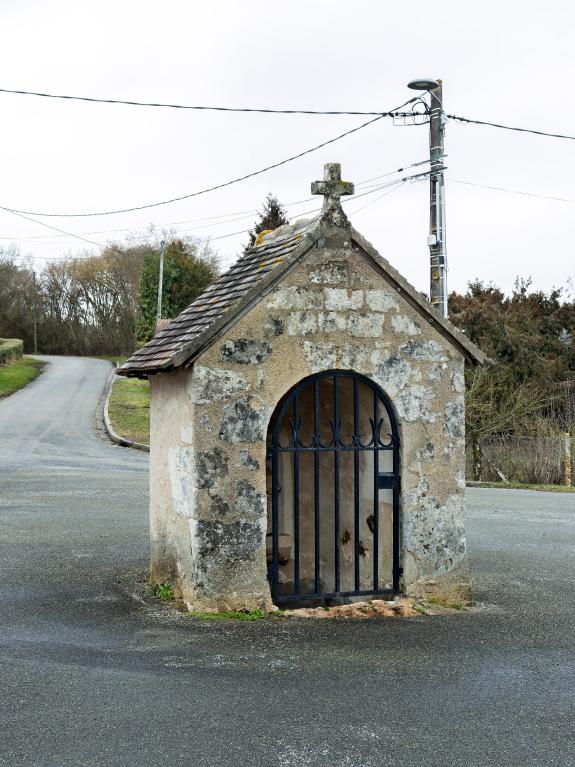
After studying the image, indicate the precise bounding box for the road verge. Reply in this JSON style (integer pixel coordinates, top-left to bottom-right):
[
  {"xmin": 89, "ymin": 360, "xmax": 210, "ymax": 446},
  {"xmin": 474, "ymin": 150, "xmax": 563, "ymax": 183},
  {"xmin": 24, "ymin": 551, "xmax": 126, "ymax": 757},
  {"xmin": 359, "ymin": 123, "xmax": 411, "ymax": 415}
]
[{"xmin": 102, "ymin": 365, "xmax": 150, "ymax": 453}]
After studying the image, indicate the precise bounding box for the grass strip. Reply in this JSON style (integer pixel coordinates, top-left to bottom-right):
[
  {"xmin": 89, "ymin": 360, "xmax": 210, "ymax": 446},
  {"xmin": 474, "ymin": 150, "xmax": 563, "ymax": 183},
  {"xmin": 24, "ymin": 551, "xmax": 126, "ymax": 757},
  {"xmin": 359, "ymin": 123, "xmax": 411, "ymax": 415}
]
[
  {"xmin": 107, "ymin": 375, "xmax": 150, "ymax": 445},
  {"xmin": 0, "ymin": 356, "xmax": 43, "ymax": 398}
]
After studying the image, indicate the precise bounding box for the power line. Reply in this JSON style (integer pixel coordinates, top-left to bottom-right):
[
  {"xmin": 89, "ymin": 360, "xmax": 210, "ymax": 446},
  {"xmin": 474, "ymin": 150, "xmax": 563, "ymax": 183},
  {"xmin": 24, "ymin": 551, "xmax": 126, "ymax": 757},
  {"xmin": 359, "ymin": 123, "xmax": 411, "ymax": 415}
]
[
  {"xmin": 14, "ymin": 174, "xmax": 425, "ymax": 261},
  {"xmin": 449, "ymin": 178, "xmax": 575, "ymax": 203},
  {"xmin": 3, "ymin": 86, "xmax": 574, "ymax": 141},
  {"xmin": 0, "ymin": 86, "xmax": 418, "ymax": 116},
  {"xmin": 0, "ymin": 158, "xmax": 430, "ymax": 242},
  {"xmin": 3, "ymin": 209, "xmax": 104, "ymax": 249},
  {"xmin": 447, "ymin": 114, "xmax": 575, "ymax": 141},
  {"xmin": 0, "ymin": 114, "xmax": 394, "ymax": 218}
]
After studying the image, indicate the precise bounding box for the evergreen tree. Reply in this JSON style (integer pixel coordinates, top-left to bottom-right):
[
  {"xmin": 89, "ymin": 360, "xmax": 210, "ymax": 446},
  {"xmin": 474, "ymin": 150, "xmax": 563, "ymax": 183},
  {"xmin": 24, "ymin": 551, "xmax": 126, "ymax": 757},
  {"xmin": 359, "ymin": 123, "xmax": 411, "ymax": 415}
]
[
  {"xmin": 137, "ymin": 239, "xmax": 217, "ymax": 344},
  {"xmin": 245, "ymin": 193, "xmax": 289, "ymax": 251}
]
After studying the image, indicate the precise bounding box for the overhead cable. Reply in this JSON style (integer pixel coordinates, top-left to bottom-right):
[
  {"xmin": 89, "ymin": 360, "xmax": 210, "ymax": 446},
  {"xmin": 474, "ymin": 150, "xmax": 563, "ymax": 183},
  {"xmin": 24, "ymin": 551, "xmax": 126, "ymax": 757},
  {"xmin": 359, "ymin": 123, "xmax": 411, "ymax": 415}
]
[
  {"xmin": 0, "ymin": 86, "xmax": 418, "ymax": 116},
  {"xmin": 447, "ymin": 114, "xmax": 575, "ymax": 141},
  {"xmin": 0, "ymin": 158, "xmax": 430, "ymax": 241},
  {"xmin": 449, "ymin": 178, "xmax": 575, "ymax": 203},
  {"xmin": 15, "ymin": 173, "xmax": 426, "ymax": 260},
  {"xmin": 0, "ymin": 114, "xmax": 393, "ymax": 218}
]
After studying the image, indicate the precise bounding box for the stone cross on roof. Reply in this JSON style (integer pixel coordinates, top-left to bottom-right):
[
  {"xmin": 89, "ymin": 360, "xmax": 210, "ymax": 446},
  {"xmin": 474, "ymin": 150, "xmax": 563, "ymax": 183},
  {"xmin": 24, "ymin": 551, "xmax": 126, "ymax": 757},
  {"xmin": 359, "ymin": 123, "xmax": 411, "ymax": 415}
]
[{"xmin": 311, "ymin": 163, "xmax": 354, "ymax": 225}]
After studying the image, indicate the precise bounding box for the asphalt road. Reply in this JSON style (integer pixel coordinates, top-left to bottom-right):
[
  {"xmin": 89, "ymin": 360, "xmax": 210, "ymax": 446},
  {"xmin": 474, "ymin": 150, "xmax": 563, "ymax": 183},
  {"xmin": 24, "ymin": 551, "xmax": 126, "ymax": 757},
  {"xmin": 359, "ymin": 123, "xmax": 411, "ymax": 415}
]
[{"xmin": 0, "ymin": 356, "xmax": 574, "ymax": 767}]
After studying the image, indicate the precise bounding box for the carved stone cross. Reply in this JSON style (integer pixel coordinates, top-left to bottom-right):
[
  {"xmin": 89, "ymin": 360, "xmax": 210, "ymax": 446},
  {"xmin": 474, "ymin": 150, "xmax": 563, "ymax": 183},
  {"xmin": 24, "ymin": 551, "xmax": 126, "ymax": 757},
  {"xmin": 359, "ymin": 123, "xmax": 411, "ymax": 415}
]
[{"xmin": 311, "ymin": 163, "xmax": 354, "ymax": 220}]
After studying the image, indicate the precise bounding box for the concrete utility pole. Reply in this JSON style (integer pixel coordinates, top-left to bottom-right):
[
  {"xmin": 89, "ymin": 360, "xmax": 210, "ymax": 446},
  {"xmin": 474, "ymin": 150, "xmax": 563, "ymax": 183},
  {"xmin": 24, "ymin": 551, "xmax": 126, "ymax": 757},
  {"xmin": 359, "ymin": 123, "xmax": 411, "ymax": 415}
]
[
  {"xmin": 408, "ymin": 77, "xmax": 448, "ymax": 318},
  {"xmin": 428, "ymin": 81, "xmax": 448, "ymax": 317},
  {"xmin": 156, "ymin": 240, "xmax": 166, "ymax": 321}
]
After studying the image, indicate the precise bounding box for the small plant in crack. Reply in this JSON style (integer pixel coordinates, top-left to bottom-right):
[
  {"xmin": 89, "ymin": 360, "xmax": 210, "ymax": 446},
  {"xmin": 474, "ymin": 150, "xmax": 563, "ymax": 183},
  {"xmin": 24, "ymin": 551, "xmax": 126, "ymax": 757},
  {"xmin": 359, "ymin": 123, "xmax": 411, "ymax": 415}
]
[{"xmin": 150, "ymin": 582, "xmax": 174, "ymax": 601}]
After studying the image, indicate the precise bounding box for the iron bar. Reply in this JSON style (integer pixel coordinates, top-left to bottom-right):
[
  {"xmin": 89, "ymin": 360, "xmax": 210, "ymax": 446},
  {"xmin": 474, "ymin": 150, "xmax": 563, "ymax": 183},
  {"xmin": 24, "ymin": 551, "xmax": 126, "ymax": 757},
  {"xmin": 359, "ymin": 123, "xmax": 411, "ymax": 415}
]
[
  {"xmin": 313, "ymin": 379, "xmax": 321, "ymax": 594},
  {"xmin": 271, "ymin": 444, "xmax": 280, "ymax": 604},
  {"xmin": 333, "ymin": 375, "xmax": 340, "ymax": 593},
  {"xmin": 293, "ymin": 396, "xmax": 300, "ymax": 594},
  {"xmin": 373, "ymin": 391, "xmax": 379, "ymax": 591},
  {"xmin": 353, "ymin": 377, "xmax": 360, "ymax": 592}
]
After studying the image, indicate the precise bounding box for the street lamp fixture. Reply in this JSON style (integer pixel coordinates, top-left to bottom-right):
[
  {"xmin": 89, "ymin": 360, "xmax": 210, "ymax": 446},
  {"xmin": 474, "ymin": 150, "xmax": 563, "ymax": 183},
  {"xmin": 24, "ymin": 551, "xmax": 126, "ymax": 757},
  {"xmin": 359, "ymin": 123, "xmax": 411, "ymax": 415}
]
[{"xmin": 407, "ymin": 78, "xmax": 439, "ymax": 92}]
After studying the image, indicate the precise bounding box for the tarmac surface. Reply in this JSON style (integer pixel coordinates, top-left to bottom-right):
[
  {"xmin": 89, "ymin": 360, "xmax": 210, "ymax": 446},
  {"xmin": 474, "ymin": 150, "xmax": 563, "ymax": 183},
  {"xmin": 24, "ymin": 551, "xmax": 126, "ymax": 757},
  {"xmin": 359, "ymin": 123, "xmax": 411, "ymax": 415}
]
[{"xmin": 0, "ymin": 356, "xmax": 574, "ymax": 767}]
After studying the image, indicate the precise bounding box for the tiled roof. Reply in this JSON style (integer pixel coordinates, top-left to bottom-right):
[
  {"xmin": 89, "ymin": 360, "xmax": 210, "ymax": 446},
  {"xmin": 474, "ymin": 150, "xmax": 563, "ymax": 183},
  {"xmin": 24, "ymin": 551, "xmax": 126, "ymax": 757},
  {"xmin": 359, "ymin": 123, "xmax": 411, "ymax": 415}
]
[{"xmin": 118, "ymin": 218, "xmax": 318, "ymax": 376}]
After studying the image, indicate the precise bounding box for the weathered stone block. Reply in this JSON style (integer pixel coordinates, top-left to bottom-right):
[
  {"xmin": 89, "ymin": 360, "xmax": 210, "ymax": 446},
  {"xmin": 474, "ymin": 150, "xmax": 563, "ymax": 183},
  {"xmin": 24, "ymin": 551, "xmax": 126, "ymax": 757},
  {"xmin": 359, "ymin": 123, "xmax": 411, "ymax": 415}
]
[
  {"xmin": 400, "ymin": 339, "xmax": 447, "ymax": 361},
  {"xmin": 317, "ymin": 311, "xmax": 347, "ymax": 334},
  {"xmin": 341, "ymin": 344, "xmax": 373, "ymax": 370},
  {"xmin": 445, "ymin": 400, "xmax": 464, "ymax": 438},
  {"xmin": 324, "ymin": 288, "xmax": 363, "ymax": 311},
  {"xmin": 365, "ymin": 290, "xmax": 397, "ymax": 312},
  {"xmin": 287, "ymin": 311, "xmax": 317, "ymax": 336},
  {"xmin": 264, "ymin": 316, "xmax": 285, "ymax": 337},
  {"xmin": 373, "ymin": 356, "xmax": 412, "ymax": 396},
  {"xmin": 195, "ymin": 446, "xmax": 229, "ymax": 491},
  {"xmin": 391, "ymin": 315, "xmax": 421, "ymax": 336},
  {"xmin": 192, "ymin": 366, "xmax": 247, "ymax": 404},
  {"xmin": 348, "ymin": 313, "xmax": 385, "ymax": 337},
  {"xmin": 235, "ymin": 479, "xmax": 266, "ymax": 518},
  {"xmin": 219, "ymin": 395, "xmax": 271, "ymax": 443},
  {"xmin": 303, "ymin": 341, "xmax": 337, "ymax": 372},
  {"xmin": 266, "ymin": 286, "xmax": 322, "ymax": 310},
  {"xmin": 195, "ymin": 519, "xmax": 263, "ymax": 567},
  {"xmin": 309, "ymin": 261, "xmax": 348, "ymax": 285},
  {"xmin": 220, "ymin": 338, "xmax": 272, "ymax": 365},
  {"xmin": 451, "ymin": 364, "xmax": 465, "ymax": 393},
  {"xmin": 395, "ymin": 385, "xmax": 438, "ymax": 422}
]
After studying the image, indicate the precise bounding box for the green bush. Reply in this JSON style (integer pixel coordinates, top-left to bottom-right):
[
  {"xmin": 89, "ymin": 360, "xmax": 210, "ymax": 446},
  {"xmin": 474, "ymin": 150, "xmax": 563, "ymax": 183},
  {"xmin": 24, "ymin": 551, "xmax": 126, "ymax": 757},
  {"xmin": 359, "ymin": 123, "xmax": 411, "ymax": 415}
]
[{"xmin": 0, "ymin": 339, "xmax": 23, "ymax": 365}]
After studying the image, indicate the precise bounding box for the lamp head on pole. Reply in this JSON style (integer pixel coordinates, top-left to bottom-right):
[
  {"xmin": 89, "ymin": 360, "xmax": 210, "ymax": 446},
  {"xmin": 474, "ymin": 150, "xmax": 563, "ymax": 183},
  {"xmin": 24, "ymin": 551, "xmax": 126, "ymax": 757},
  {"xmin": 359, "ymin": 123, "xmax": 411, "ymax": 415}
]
[{"xmin": 407, "ymin": 78, "xmax": 439, "ymax": 92}]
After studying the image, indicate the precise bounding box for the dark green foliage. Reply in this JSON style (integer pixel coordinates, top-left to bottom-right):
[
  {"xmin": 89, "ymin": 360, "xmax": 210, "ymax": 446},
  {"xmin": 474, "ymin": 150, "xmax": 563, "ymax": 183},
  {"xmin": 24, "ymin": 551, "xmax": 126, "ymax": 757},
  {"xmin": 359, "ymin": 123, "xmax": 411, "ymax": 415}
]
[
  {"xmin": 449, "ymin": 279, "xmax": 575, "ymax": 477},
  {"xmin": 245, "ymin": 193, "xmax": 289, "ymax": 251},
  {"xmin": 137, "ymin": 239, "xmax": 217, "ymax": 344},
  {"xmin": 449, "ymin": 278, "xmax": 575, "ymax": 388}
]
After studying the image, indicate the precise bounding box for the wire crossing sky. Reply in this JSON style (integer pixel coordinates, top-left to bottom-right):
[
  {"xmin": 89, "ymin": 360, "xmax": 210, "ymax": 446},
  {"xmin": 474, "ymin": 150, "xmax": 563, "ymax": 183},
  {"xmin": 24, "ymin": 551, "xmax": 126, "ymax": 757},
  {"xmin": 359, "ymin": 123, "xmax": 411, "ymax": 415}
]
[{"xmin": 1, "ymin": 0, "xmax": 574, "ymax": 296}]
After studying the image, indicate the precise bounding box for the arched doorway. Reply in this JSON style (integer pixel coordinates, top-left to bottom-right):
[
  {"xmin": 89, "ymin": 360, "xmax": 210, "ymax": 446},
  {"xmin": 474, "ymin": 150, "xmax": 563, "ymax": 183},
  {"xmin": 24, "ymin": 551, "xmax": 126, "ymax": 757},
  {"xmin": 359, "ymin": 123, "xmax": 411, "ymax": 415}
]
[{"xmin": 267, "ymin": 370, "xmax": 401, "ymax": 607}]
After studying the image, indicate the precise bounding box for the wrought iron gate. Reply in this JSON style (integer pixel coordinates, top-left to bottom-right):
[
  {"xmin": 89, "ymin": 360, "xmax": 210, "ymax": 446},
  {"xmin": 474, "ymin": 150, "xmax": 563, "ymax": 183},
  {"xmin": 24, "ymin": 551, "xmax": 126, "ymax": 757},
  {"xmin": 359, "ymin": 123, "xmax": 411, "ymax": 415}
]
[{"xmin": 268, "ymin": 370, "xmax": 400, "ymax": 606}]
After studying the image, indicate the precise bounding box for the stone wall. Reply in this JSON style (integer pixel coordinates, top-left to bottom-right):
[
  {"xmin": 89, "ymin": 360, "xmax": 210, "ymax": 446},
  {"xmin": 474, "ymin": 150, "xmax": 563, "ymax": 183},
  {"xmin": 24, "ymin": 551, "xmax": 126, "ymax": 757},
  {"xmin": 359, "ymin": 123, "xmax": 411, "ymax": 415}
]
[{"xmin": 149, "ymin": 225, "xmax": 466, "ymax": 610}]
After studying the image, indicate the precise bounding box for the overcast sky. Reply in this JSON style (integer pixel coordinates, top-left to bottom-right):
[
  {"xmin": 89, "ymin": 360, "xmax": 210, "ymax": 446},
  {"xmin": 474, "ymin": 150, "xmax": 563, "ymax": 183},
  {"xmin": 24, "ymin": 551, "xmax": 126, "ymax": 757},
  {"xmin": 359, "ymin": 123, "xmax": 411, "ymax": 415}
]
[{"xmin": 1, "ymin": 0, "xmax": 574, "ymax": 298}]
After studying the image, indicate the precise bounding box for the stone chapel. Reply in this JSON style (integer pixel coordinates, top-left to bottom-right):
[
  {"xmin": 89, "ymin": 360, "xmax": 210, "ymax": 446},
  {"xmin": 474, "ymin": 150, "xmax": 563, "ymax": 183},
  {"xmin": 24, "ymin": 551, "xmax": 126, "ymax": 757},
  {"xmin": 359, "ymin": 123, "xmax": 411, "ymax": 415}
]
[{"xmin": 118, "ymin": 163, "xmax": 486, "ymax": 611}]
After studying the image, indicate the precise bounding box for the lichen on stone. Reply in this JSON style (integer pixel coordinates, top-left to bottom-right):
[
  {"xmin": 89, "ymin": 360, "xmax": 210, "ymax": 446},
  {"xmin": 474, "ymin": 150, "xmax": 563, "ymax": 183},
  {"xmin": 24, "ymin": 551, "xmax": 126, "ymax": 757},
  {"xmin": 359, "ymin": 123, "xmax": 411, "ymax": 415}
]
[
  {"xmin": 286, "ymin": 311, "xmax": 317, "ymax": 336},
  {"xmin": 324, "ymin": 288, "xmax": 363, "ymax": 311},
  {"xmin": 347, "ymin": 313, "xmax": 385, "ymax": 338},
  {"xmin": 219, "ymin": 395, "xmax": 271, "ymax": 444},
  {"xmin": 303, "ymin": 341, "xmax": 337, "ymax": 372},
  {"xmin": 309, "ymin": 261, "xmax": 348, "ymax": 285},
  {"xmin": 192, "ymin": 366, "xmax": 248, "ymax": 404},
  {"xmin": 220, "ymin": 338, "xmax": 272, "ymax": 365},
  {"xmin": 400, "ymin": 339, "xmax": 447, "ymax": 362},
  {"xmin": 373, "ymin": 356, "xmax": 412, "ymax": 396},
  {"xmin": 235, "ymin": 479, "xmax": 266, "ymax": 519},
  {"xmin": 266, "ymin": 286, "xmax": 322, "ymax": 310},
  {"xmin": 391, "ymin": 315, "xmax": 421, "ymax": 336},
  {"xmin": 195, "ymin": 446, "xmax": 229, "ymax": 492},
  {"xmin": 365, "ymin": 290, "xmax": 397, "ymax": 312}
]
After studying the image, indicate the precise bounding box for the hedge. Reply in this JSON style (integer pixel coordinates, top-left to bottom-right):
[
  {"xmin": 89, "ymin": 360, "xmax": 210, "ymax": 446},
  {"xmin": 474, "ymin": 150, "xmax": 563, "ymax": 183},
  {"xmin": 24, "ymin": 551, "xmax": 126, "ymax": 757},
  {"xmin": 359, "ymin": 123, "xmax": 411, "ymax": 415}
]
[{"xmin": 0, "ymin": 339, "xmax": 24, "ymax": 365}]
